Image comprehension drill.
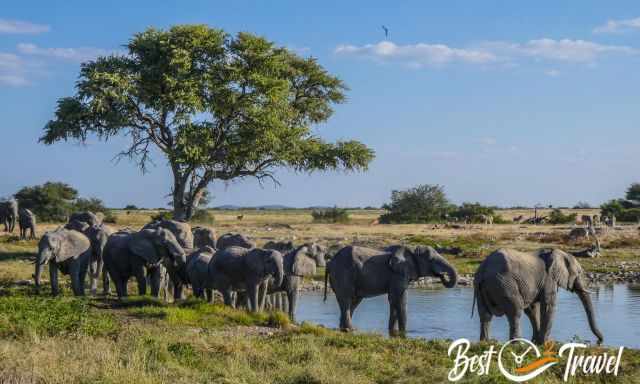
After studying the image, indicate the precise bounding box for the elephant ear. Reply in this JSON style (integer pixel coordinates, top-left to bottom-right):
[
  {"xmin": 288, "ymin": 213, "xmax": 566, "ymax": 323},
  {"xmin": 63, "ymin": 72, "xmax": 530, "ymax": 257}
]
[
  {"xmin": 292, "ymin": 246, "xmax": 316, "ymax": 277},
  {"xmin": 388, "ymin": 247, "xmax": 408, "ymax": 274},
  {"xmin": 244, "ymin": 249, "xmax": 266, "ymax": 276},
  {"xmin": 128, "ymin": 230, "xmax": 161, "ymax": 265},
  {"xmin": 55, "ymin": 230, "xmax": 91, "ymax": 263},
  {"xmin": 542, "ymin": 249, "xmax": 576, "ymax": 290}
]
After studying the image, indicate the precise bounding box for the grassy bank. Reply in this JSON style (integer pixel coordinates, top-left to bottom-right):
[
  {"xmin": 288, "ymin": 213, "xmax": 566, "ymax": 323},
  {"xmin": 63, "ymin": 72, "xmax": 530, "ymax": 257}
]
[{"xmin": 0, "ymin": 291, "xmax": 638, "ymax": 383}]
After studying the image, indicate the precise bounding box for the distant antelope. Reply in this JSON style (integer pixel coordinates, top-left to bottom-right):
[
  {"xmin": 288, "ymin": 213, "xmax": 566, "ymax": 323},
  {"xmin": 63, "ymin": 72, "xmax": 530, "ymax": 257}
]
[
  {"xmin": 512, "ymin": 215, "xmax": 524, "ymax": 223},
  {"xmin": 237, "ymin": 215, "xmax": 244, "ymax": 221}
]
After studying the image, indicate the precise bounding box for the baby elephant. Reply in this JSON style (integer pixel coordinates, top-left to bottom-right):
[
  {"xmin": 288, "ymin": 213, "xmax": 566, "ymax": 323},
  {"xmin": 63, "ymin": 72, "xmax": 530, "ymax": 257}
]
[
  {"xmin": 474, "ymin": 248, "xmax": 603, "ymax": 344},
  {"xmin": 18, "ymin": 208, "xmax": 36, "ymax": 240}
]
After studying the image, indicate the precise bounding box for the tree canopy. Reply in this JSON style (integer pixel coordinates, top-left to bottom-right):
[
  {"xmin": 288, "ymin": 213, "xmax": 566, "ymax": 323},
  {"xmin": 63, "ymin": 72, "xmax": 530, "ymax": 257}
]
[
  {"xmin": 626, "ymin": 183, "xmax": 640, "ymax": 203},
  {"xmin": 41, "ymin": 25, "xmax": 374, "ymax": 219},
  {"xmin": 380, "ymin": 184, "xmax": 452, "ymax": 223}
]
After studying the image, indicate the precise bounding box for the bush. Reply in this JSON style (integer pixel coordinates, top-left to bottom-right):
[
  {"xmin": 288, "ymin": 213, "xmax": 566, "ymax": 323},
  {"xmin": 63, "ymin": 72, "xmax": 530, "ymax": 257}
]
[
  {"xmin": 573, "ymin": 201, "xmax": 592, "ymax": 209},
  {"xmin": 311, "ymin": 207, "xmax": 350, "ymax": 223},
  {"xmin": 14, "ymin": 182, "xmax": 78, "ymax": 222},
  {"xmin": 618, "ymin": 208, "xmax": 640, "ymax": 223},
  {"xmin": 190, "ymin": 209, "xmax": 215, "ymax": 225},
  {"xmin": 380, "ymin": 184, "xmax": 451, "ymax": 224},
  {"xmin": 103, "ymin": 210, "xmax": 118, "ymax": 224},
  {"xmin": 73, "ymin": 197, "xmax": 107, "ymax": 213},
  {"xmin": 150, "ymin": 211, "xmax": 173, "ymax": 222},
  {"xmin": 601, "ymin": 199, "xmax": 626, "ymax": 218},
  {"xmin": 548, "ymin": 208, "xmax": 577, "ymax": 224},
  {"xmin": 450, "ymin": 202, "xmax": 496, "ymax": 223},
  {"xmin": 124, "ymin": 204, "xmax": 139, "ymax": 210}
]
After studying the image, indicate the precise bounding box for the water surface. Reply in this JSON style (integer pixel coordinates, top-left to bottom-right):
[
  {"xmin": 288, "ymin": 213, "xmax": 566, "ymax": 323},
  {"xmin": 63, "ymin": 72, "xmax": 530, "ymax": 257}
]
[{"xmin": 296, "ymin": 284, "xmax": 640, "ymax": 348}]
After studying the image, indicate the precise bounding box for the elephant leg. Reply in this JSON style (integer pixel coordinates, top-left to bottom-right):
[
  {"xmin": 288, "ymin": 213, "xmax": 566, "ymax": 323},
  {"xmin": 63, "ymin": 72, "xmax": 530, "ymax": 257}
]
[
  {"xmin": 69, "ymin": 261, "xmax": 83, "ymax": 296},
  {"xmin": 388, "ymin": 295, "xmax": 399, "ymax": 334},
  {"xmin": 281, "ymin": 292, "xmax": 289, "ymax": 314},
  {"xmin": 49, "ymin": 262, "xmax": 60, "ymax": 296},
  {"xmin": 477, "ymin": 294, "xmax": 492, "ymax": 341},
  {"xmin": 524, "ymin": 302, "xmax": 541, "ymax": 343},
  {"xmin": 89, "ymin": 260, "xmax": 99, "ymax": 296},
  {"xmin": 336, "ymin": 296, "xmax": 354, "ymax": 331},
  {"xmin": 114, "ymin": 278, "xmax": 127, "ymax": 298},
  {"xmin": 539, "ymin": 294, "xmax": 557, "ymax": 344},
  {"xmin": 135, "ymin": 268, "xmax": 147, "ymax": 296},
  {"xmin": 247, "ymin": 284, "xmax": 259, "ymax": 312},
  {"xmin": 173, "ymin": 281, "xmax": 184, "ymax": 301},
  {"xmin": 147, "ymin": 267, "xmax": 161, "ymax": 298},
  {"xmin": 222, "ymin": 289, "xmax": 234, "ymax": 307},
  {"xmin": 505, "ymin": 304, "xmax": 523, "ymax": 340},
  {"xmin": 389, "ymin": 291, "xmax": 407, "ymax": 335},
  {"xmin": 287, "ymin": 289, "xmax": 298, "ymax": 322},
  {"xmin": 102, "ymin": 263, "xmax": 111, "ymax": 296},
  {"xmin": 257, "ymin": 282, "xmax": 268, "ymax": 312},
  {"xmin": 205, "ymin": 288, "xmax": 214, "ymax": 303}
]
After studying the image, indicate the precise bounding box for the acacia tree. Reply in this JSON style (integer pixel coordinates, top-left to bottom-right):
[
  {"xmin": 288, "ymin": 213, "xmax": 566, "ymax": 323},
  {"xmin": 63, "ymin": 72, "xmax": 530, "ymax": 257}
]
[{"xmin": 41, "ymin": 25, "xmax": 374, "ymax": 220}]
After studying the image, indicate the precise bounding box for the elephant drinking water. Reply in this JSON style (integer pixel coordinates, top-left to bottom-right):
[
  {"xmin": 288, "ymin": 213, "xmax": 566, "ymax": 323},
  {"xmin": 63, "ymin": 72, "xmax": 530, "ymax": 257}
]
[{"xmin": 325, "ymin": 245, "xmax": 458, "ymax": 334}]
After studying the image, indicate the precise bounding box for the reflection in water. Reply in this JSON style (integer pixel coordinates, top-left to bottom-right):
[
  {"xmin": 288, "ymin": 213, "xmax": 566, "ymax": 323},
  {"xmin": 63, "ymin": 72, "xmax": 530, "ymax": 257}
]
[{"xmin": 296, "ymin": 284, "xmax": 639, "ymax": 348}]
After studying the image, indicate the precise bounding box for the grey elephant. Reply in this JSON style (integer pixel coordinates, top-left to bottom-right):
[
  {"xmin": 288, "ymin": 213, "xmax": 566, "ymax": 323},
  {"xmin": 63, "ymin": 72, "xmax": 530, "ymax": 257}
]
[
  {"xmin": 325, "ymin": 245, "xmax": 458, "ymax": 334},
  {"xmin": 18, "ymin": 208, "xmax": 36, "ymax": 240},
  {"xmin": 192, "ymin": 226, "xmax": 216, "ymax": 249},
  {"xmin": 69, "ymin": 211, "xmax": 102, "ymax": 227},
  {"xmin": 216, "ymin": 233, "xmax": 255, "ymax": 249},
  {"xmin": 35, "ymin": 228, "xmax": 92, "ymax": 296},
  {"xmin": 209, "ymin": 246, "xmax": 284, "ymax": 311},
  {"xmin": 143, "ymin": 219, "xmax": 194, "ymax": 249},
  {"xmin": 84, "ymin": 224, "xmax": 115, "ymax": 295},
  {"xmin": 1, "ymin": 198, "xmax": 18, "ymax": 233},
  {"xmin": 185, "ymin": 246, "xmax": 216, "ymax": 301},
  {"xmin": 264, "ymin": 240, "xmax": 327, "ymax": 267},
  {"xmin": 103, "ymin": 228, "xmax": 186, "ymax": 298},
  {"xmin": 260, "ymin": 244, "xmax": 319, "ymax": 321},
  {"xmin": 473, "ymin": 248, "xmax": 603, "ymax": 344}
]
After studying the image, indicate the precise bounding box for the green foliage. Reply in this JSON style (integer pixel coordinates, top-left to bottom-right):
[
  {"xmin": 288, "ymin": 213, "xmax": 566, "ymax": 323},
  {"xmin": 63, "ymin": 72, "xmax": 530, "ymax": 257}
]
[
  {"xmin": 380, "ymin": 184, "xmax": 452, "ymax": 224},
  {"xmin": 40, "ymin": 25, "xmax": 374, "ymax": 220},
  {"xmin": 190, "ymin": 209, "xmax": 215, "ymax": 225},
  {"xmin": 450, "ymin": 202, "xmax": 496, "ymax": 223},
  {"xmin": 619, "ymin": 208, "xmax": 640, "ymax": 222},
  {"xmin": 0, "ymin": 296, "xmax": 118, "ymax": 338},
  {"xmin": 311, "ymin": 207, "xmax": 350, "ymax": 223},
  {"xmin": 601, "ymin": 199, "xmax": 626, "ymax": 218},
  {"xmin": 573, "ymin": 201, "xmax": 592, "ymax": 209},
  {"xmin": 14, "ymin": 182, "xmax": 78, "ymax": 222},
  {"xmin": 73, "ymin": 197, "xmax": 107, "ymax": 213},
  {"xmin": 548, "ymin": 208, "xmax": 578, "ymax": 224},
  {"xmin": 407, "ymin": 234, "xmax": 496, "ymax": 259},
  {"xmin": 124, "ymin": 204, "xmax": 139, "ymax": 210},
  {"xmin": 626, "ymin": 182, "xmax": 640, "ymax": 202},
  {"xmin": 103, "ymin": 210, "xmax": 118, "ymax": 224},
  {"xmin": 150, "ymin": 211, "xmax": 173, "ymax": 222}
]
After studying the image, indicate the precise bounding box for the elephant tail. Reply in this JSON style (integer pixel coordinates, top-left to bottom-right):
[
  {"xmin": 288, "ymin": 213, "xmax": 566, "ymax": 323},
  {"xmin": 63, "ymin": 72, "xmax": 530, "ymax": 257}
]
[
  {"xmin": 471, "ymin": 286, "xmax": 477, "ymax": 318},
  {"xmin": 323, "ymin": 265, "xmax": 329, "ymax": 302}
]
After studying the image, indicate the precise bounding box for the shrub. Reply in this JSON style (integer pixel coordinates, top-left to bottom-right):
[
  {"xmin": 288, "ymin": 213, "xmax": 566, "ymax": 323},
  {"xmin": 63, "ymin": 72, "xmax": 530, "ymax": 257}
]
[
  {"xmin": 601, "ymin": 199, "xmax": 626, "ymax": 218},
  {"xmin": 311, "ymin": 207, "xmax": 350, "ymax": 223},
  {"xmin": 573, "ymin": 201, "xmax": 592, "ymax": 209},
  {"xmin": 548, "ymin": 208, "xmax": 577, "ymax": 224},
  {"xmin": 103, "ymin": 210, "xmax": 118, "ymax": 224},
  {"xmin": 150, "ymin": 211, "xmax": 173, "ymax": 222},
  {"xmin": 379, "ymin": 184, "xmax": 451, "ymax": 224},
  {"xmin": 618, "ymin": 208, "xmax": 640, "ymax": 223},
  {"xmin": 73, "ymin": 197, "xmax": 107, "ymax": 213},
  {"xmin": 14, "ymin": 182, "xmax": 78, "ymax": 222},
  {"xmin": 124, "ymin": 204, "xmax": 139, "ymax": 210},
  {"xmin": 450, "ymin": 202, "xmax": 496, "ymax": 223},
  {"xmin": 190, "ymin": 209, "xmax": 215, "ymax": 225}
]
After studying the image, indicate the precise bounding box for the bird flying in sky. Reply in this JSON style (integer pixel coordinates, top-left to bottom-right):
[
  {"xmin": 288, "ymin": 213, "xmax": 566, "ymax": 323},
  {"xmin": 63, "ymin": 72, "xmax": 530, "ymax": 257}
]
[{"xmin": 382, "ymin": 25, "xmax": 389, "ymax": 39}]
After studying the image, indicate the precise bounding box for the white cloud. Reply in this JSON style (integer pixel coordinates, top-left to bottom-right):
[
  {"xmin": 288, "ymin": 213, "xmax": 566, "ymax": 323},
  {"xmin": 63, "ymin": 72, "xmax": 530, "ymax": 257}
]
[
  {"xmin": 17, "ymin": 43, "xmax": 114, "ymax": 62},
  {"xmin": 334, "ymin": 41, "xmax": 497, "ymax": 67},
  {"xmin": 480, "ymin": 39, "xmax": 637, "ymax": 63},
  {"xmin": 336, "ymin": 39, "xmax": 638, "ymax": 69},
  {"xmin": 594, "ymin": 17, "xmax": 640, "ymax": 34},
  {"xmin": 0, "ymin": 53, "xmax": 28, "ymax": 87},
  {"xmin": 545, "ymin": 69, "xmax": 561, "ymax": 77},
  {"xmin": 0, "ymin": 19, "xmax": 50, "ymax": 34}
]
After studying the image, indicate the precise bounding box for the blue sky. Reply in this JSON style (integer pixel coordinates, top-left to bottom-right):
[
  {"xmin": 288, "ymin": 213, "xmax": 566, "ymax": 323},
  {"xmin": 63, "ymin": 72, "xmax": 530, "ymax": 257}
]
[{"xmin": 1, "ymin": 1, "xmax": 639, "ymax": 208}]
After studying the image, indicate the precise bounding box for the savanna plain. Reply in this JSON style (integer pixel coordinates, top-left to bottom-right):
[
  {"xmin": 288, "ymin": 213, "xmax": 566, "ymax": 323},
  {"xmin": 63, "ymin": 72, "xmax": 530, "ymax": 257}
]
[{"xmin": 1, "ymin": 208, "xmax": 639, "ymax": 384}]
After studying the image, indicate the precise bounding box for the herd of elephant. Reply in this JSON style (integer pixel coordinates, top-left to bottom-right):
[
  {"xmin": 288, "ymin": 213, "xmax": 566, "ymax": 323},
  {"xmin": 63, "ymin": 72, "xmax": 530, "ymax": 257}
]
[
  {"xmin": 5, "ymin": 208, "xmax": 604, "ymax": 345},
  {"xmin": 0, "ymin": 198, "xmax": 37, "ymax": 240}
]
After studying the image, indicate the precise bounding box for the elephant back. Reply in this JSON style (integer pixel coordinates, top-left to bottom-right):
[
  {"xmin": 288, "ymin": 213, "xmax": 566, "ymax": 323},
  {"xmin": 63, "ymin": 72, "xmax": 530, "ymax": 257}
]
[
  {"xmin": 54, "ymin": 229, "xmax": 91, "ymax": 263},
  {"xmin": 217, "ymin": 233, "xmax": 255, "ymax": 250},
  {"xmin": 143, "ymin": 219, "xmax": 194, "ymax": 250}
]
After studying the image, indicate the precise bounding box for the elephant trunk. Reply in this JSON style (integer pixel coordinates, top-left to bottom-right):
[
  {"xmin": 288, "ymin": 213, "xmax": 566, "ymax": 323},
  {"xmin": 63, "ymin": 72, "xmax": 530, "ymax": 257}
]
[
  {"xmin": 273, "ymin": 259, "xmax": 284, "ymax": 289},
  {"xmin": 434, "ymin": 256, "xmax": 458, "ymax": 288},
  {"xmin": 34, "ymin": 249, "xmax": 50, "ymax": 293},
  {"xmin": 576, "ymin": 283, "xmax": 604, "ymax": 344}
]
